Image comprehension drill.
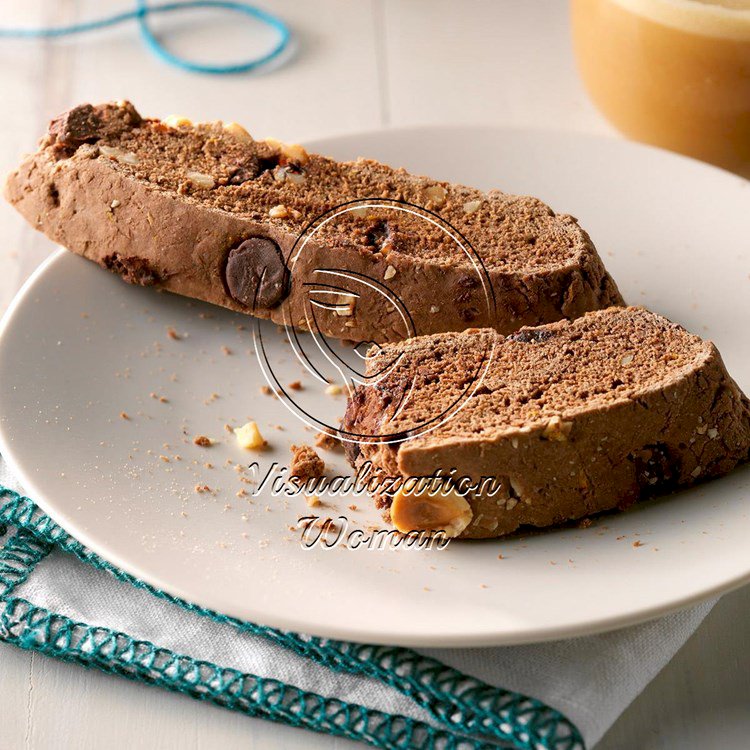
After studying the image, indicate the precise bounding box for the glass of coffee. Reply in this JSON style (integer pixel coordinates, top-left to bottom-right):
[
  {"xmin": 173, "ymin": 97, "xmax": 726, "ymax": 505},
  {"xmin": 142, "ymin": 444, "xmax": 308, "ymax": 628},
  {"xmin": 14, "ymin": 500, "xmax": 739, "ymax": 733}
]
[{"xmin": 571, "ymin": 0, "xmax": 750, "ymax": 177}]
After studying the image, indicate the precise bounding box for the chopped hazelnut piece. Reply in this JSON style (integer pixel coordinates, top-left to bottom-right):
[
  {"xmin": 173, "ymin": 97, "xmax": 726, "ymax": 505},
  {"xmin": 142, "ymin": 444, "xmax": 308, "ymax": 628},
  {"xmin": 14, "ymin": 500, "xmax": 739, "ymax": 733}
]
[
  {"xmin": 234, "ymin": 421, "xmax": 267, "ymax": 450},
  {"xmin": 186, "ymin": 171, "xmax": 215, "ymax": 190},
  {"xmin": 334, "ymin": 293, "xmax": 355, "ymax": 317},
  {"xmin": 542, "ymin": 416, "xmax": 572, "ymax": 441},
  {"xmin": 424, "ymin": 184, "xmax": 447, "ymax": 206},
  {"xmin": 223, "ymin": 121, "xmax": 252, "ymax": 142},
  {"xmin": 384, "ymin": 265, "xmax": 397, "ymax": 281},
  {"xmin": 99, "ymin": 145, "xmax": 139, "ymax": 165},
  {"xmin": 325, "ymin": 384, "xmax": 343, "ymax": 396},
  {"xmin": 284, "ymin": 143, "xmax": 309, "ymax": 164},
  {"xmin": 305, "ymin": 495, "xmax": 321, "ymax": 508},
  {"xmin": 272, "ymin": 165, "xmax": 305, "ymax": 185},
  {"xmin": 164, "ymin": 114, "xmax": 192, "ymax": 128},
  {"xmin": 269, "ymin": 204, "xmax": 289, "ymax": 219},
  {"xmin": 390, "ymin": 482, "xmax": 472, "ymax": 538},
  {"xmin": 463, "ymin": 199, "xmax": 481, "ymax": 214},
  {"xmin": 193, "ymin": 435, "xmax": 213, "ymax": 447}
]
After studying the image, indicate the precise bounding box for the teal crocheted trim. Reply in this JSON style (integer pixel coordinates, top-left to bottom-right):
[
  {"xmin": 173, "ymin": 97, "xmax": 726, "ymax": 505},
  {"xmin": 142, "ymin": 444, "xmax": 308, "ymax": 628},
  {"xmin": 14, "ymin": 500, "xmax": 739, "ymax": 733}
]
[
  {"xmin": 0, "ymin": 528, "xmax": 50, "ymax": 599},
  {"xmin": 0, "ymin": 487, "xmax": 585, "ymax": 750}
]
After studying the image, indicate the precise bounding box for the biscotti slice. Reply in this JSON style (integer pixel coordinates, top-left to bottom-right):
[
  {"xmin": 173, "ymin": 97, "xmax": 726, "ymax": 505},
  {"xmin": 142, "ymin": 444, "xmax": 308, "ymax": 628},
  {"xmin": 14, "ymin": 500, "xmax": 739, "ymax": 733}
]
[
  {"xmin": 5, "ymin": 101, "xmax": 623, "ymax": 343},
  {"xmin": 342, "ymin": 307, "xmax": 750, "ymax": 538}
]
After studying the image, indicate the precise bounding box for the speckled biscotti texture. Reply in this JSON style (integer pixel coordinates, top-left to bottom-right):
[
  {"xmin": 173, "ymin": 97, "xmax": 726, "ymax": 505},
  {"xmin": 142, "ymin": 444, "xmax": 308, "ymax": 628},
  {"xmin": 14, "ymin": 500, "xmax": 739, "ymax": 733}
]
[
  {"xmin": 4, "ymin": 101, "xmax": 623, "ymax": 343},
  {"xmin": 342, "ymin": 307, "xmax": 750, "ymax": 539}
]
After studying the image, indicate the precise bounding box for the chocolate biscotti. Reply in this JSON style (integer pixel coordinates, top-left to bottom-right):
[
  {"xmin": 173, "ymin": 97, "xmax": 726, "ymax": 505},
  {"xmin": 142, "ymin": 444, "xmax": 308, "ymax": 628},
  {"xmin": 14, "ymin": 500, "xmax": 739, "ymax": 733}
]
[
  {"xmin": 5, "ymin": 101, "xmax": 623, "ymax": 343},
  {"xmin": 342, "ymin": 307, "xmax": 750, "ymax": 539}
]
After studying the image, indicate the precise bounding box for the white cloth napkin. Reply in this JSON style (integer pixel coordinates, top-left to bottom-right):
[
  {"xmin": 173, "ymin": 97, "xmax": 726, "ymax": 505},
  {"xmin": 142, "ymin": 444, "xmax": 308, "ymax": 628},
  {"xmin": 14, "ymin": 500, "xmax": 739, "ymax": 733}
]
[{"xmin": 0, "ymin": 460, "xmax": 714, "ymax": 748}]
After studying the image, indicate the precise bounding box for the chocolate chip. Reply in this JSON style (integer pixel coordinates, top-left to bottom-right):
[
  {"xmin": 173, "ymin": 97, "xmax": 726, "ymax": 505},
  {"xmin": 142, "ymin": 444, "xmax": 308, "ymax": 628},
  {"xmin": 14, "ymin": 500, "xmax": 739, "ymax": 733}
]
[
  {"xmin": 227, "ymin": 156, "xmax": 261, "ymax": 185},
  {"xmin": 629, "ymin": 443, "xmax": 678, "ymax": 495},
  {"xmin": 457, "ymin": 274, "xmax": 479, "ymax": 288},
  {"xmin": 227, "ymin": 167, "xmax": 257, "ymax": 185},
  {"xmin": 457, "ymin": 307, "xmax": 479, "ymax": 322},
  {"xmin": 507, "ymin": 329, "xmax": 555, "ymax": 344},
  {"xmin": 47, "ymin": 182, "xmax": 60, "ymax": 208},
  {"xmin": 281, "ymin": 161, "xmax": 304, "ymax": 175},
  {"xmin": 225, "ymin": 237, "xmax": 289, "ymax": 309},
  {"xmin": 49, "ymin": 104, "xmax": 103, "ymax": 147},
  {"xmin": 365, "ymin": 220, "xmax": 393, "ymax": 253},
  {"xmin": 257, "ymin": 154, "xmax": 281, "ymax": 174},
  {"xmin": 102, "ymin": 254, "xmax": 161, "ymax": 286}
]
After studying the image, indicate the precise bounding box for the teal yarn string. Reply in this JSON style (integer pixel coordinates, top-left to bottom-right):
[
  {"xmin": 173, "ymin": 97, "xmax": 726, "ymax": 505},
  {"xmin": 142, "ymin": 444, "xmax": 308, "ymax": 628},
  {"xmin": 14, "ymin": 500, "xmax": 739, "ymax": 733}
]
[{"xmin": 0, "ymin": 0, "xmax": 291, "ymax": 75}]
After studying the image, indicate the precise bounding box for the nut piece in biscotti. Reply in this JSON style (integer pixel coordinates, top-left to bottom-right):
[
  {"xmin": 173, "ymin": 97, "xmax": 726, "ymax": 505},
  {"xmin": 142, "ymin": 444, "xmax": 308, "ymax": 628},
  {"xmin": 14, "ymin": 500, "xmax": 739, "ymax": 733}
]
[
  {"xmin": 390, "ymin": 482, "xmax": 473, "ymax": 538},
  {"xmin": 342, "ymin": 306, "xmax": 750, "ymax": 539},
  {"xmin": 225, "ymin": 236, "xmax": 289, "ymax": 309},
  {"xmin": 4, "ymin": 101, "xmax": 624, "ymax": 344},
  {"xmin": 289, "ymin": 444, "xmax": 325, "ymax": 482}
]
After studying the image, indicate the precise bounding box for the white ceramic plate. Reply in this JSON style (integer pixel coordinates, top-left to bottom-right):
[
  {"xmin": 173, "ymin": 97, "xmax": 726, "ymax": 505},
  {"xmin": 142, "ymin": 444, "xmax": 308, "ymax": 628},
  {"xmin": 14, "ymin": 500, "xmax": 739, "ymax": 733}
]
[{"xmin": 1, "ymin": 127, "xmax": 749, "ymax": 647}]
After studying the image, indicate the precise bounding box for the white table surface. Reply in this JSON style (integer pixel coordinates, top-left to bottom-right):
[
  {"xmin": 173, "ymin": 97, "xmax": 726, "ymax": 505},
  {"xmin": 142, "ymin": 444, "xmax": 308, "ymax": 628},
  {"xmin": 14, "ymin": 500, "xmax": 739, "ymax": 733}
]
[{"xmin": 0, "ymin": 1, "xmax": 748, "ymax": 748}]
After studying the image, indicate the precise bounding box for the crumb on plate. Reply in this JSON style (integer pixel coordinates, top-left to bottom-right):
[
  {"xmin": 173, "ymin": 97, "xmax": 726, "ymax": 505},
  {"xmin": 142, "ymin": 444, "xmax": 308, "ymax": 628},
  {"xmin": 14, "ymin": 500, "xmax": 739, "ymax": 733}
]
[
  {"xmin": 315, "ymin": 431, "xmax": 340, "ymax": 451},
  {"xmin": 290, "ymin": 444, "xmax": 325, "ymax": 482}
]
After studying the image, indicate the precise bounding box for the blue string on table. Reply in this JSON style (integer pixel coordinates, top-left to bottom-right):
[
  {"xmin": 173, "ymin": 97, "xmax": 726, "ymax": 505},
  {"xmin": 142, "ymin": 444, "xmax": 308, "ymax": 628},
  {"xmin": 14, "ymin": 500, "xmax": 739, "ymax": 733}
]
[{"xmin": 0, "ymin": 0, "xmax": 291, "ymax": 75}]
